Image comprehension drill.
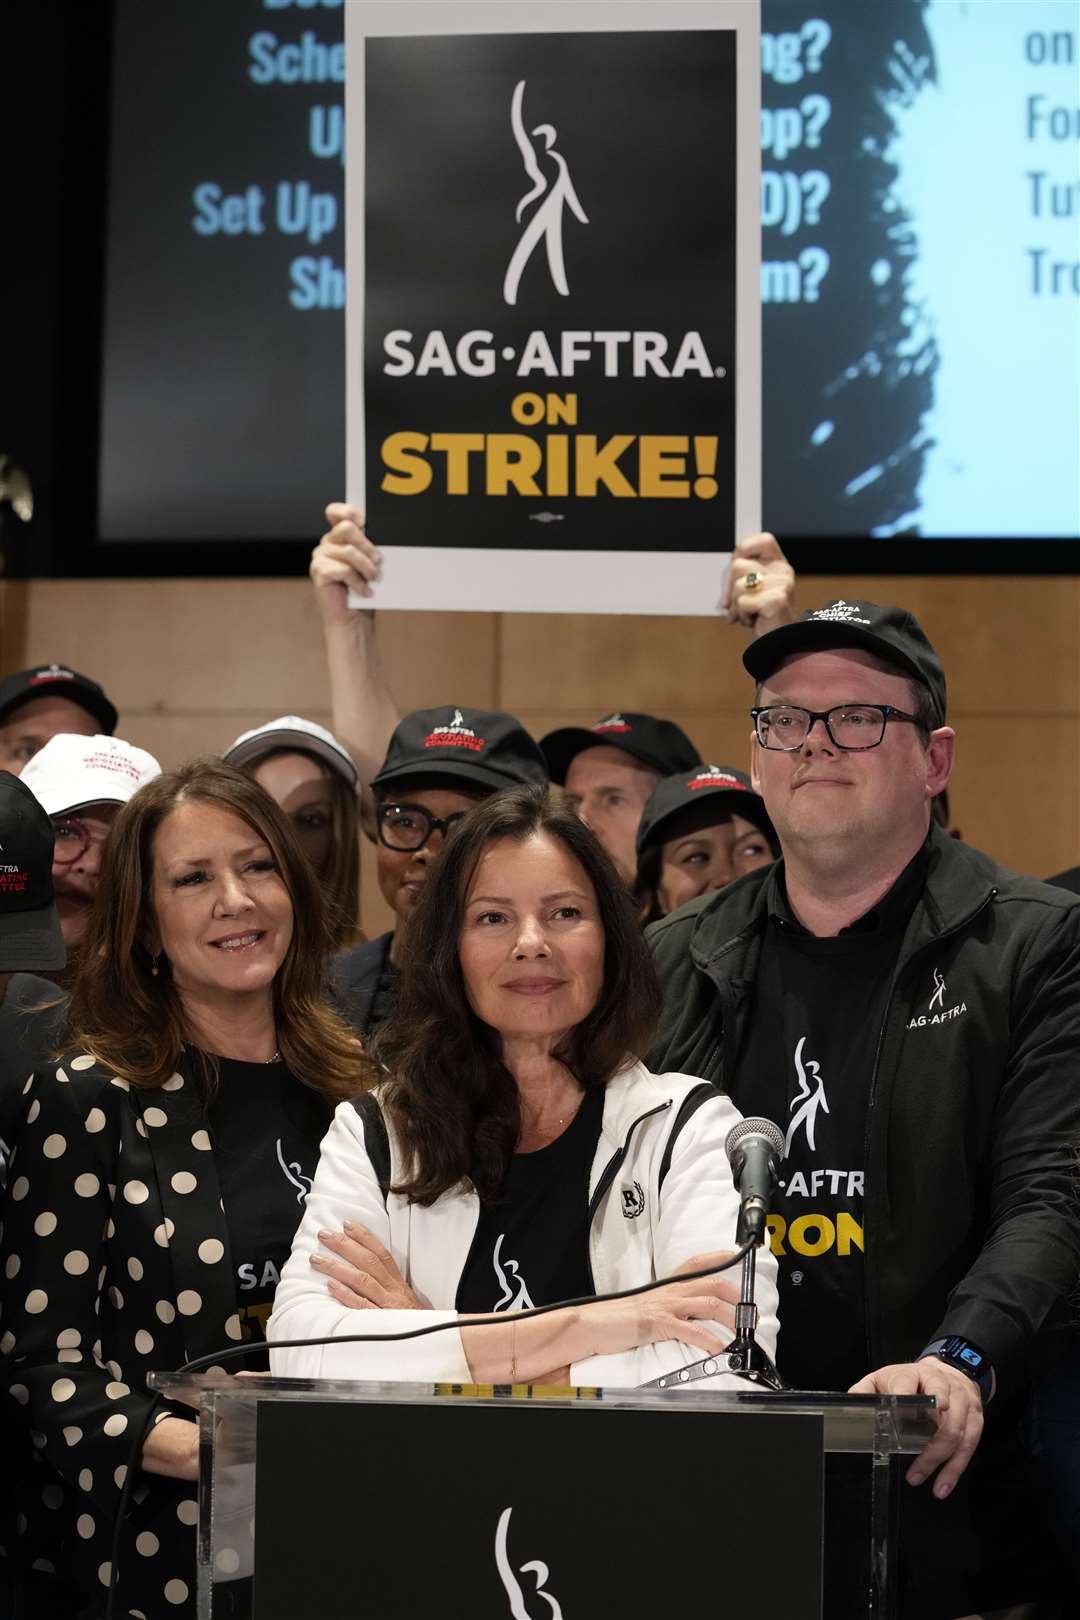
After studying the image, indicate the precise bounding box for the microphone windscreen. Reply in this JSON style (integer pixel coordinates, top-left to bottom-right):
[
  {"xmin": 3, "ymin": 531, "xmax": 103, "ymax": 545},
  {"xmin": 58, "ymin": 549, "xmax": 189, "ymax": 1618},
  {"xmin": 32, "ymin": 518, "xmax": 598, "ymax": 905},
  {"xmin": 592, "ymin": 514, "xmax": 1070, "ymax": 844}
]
[{"xmin": 724, "ymin": 1116, "xmax": 785, "ymax": 1167}]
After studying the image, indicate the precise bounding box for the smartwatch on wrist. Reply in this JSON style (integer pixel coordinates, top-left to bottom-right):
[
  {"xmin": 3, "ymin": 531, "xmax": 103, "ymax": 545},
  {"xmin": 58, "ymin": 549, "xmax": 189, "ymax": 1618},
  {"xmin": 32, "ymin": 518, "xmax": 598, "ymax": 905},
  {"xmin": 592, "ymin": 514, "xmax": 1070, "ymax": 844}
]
[{"xmin": 918, "ymin": 1335, "xmax": 995, "ymax": 1404}]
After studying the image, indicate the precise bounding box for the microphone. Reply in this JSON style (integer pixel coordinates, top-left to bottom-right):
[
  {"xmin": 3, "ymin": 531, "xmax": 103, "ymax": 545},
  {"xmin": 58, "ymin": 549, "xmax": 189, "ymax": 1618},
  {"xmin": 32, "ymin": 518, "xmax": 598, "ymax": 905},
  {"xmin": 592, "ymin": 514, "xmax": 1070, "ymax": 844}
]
[{"xmin": 725, "ymin": 1117, "xmax": 784, "ymax": 1248}]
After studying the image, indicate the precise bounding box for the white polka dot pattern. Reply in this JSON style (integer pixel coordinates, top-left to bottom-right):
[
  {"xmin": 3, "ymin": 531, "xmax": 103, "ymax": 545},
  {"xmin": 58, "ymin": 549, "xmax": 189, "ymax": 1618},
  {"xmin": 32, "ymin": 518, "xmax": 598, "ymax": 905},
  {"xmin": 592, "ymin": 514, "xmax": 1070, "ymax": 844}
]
[
  {"xmin": 123, "ymin": 1180, "xmax": 149, "ymax": 1205},
  {"xmin": 176, "ymin": 1498, "xmax": 199, "ymax": 1526},
  {"xmin": 56, "ymin": 1329, "xmax": 81, "ymax": 1349},
  {"xmin": 103, "ymin": 1412, "xmax": 128, "ymax": 1438},
  {"xmin": 77, "ymin": 1513, "xmax": 95, "ymax": 1539},
  {"xmin": 135, "ymin": 1531, "xmax": 159, "ymax": 1556},
  {"xmin": 25, "ymin": 1290, "xmax": 49, "ymax": 1315},
  {"xmin": 155, "ymin": 1300, "xmax": 176, "ymax": 1324},
  {"xmin": 74, "ymin": 1172, "xmax": 100, "ymax": 1198},
  {"xmin": 164, "ymin": 1578, "xmax": 189, "ymax": 1605},
  {"xmin": 177, "ymin": 1291, "xmax": 202, "ymax": 1317},
  {"xmin": 33, "ymin": 1211, "xmax": 57, "ymax": 1236},
  {"xmin": 64, "ymin": 1251, "xmax": 90, "ymax": 1277},
  {"xmin": 162, "ymin": 1073, "xmax": 184, "ymax": 1091},
  {"xmin": 198, "ymin": 1239, "xmax": 225, "ymax": 1265},
  {"xmin": 170, "ymin": 1171, "xmax": 197, "ymax": 1195},
  {"xmin": 215, "ymin": 1547, "xmax": 241, "ymax": 1575},
  {"xmin": 85, "ymin": 1107, "xmax": 106, "ymax": 1133},
  {"xmin": 51, "ymin": 1378, "xmax": 76, "ymax": 1403},
  {"xmin": 143, "ymin": 1108, "xmax": 168, "ymax": 1129},
  {"xmin": 42, "ymin": 1133, "xmax": 66, "ymax": 1159},
  {"xmin": 69, "ymin": 1054, "xmax": 96, "ymax": 1071},
  {"xmin": 191, "ymin": 1129, "xmax": 211, "ymax": 1151}
]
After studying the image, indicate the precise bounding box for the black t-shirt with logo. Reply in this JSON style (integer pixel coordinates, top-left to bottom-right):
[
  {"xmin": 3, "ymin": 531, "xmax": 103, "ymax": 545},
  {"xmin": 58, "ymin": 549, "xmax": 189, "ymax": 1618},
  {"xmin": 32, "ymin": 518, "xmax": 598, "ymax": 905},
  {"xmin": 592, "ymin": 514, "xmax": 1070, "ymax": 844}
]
[
  {"xmin": 734, "ymin": 848, "xmax": 927, "ymax": 1392},
  {"xmin": 456, "ymin": 1085, "xmax": 605, "ymax": 1316},
  {"xmin": 209, "ymin": 1057, "xmax": 333, "ymax": 1353}
]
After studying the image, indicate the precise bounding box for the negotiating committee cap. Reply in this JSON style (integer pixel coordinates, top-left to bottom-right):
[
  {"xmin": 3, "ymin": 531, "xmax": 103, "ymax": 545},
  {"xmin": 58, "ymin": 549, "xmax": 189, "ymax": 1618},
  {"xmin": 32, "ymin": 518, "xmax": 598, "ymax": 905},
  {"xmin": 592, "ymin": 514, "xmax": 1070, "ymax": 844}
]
[
  {"xmin": 743, "ymin": 599, "xmax": 946, "ymax": 725},
  {"xmin": 541, "ymin": 712, "xmax": 702, "ymax": 784},
  {"xmin": 373, "ymin": 707, "xmax": 549, "ymax": 796},
  {"xmin": 0, "ymin": 770, "xmax": 66, "ymax": 973},
  {"xmin": 20, "ymin": 734, "xmax": 162, "ymax": 818},
  {"xmin": 0, "ymin": 665, "xmax": 118, "ymax": 735},
  {"xmin": 636, "ymin": 765, "xmax": 776, "ymax": 856}
]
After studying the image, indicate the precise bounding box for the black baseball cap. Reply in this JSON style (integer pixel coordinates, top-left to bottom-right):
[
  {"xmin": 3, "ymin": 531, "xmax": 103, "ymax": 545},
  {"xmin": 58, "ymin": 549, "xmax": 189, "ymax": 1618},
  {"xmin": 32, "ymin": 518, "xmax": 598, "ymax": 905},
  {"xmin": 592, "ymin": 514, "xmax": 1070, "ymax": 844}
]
[
  {"xmin": 0, "ymin": 771, "xmax": 66, "ymax": 973},
  {"xmin": 636, "ymin": 766, "xmax": 776, "ymax": 856},
  {"xmin": 743, "ymin": 599, "xmax": 946, "ymax": 725},
  {"xmin": 372, "ymin": 707, "xmax": 549, "ymax": 796},
  {"xmin": 0, "ymin": 665, "xmax": 118, "ymax": 735},
  {"xmin": 541, "ymin": 712, "xmax": 702, "ymax": 784}
]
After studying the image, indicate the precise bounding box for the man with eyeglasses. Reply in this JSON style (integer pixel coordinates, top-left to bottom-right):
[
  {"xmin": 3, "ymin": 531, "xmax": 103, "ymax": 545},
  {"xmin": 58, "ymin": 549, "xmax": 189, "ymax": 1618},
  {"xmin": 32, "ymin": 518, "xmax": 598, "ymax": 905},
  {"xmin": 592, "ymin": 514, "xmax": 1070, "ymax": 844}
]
[
  {"xmin": 648, "ymin": 600, "xmax": 1080, "ymax": 1619},
  {"xmin": 20, "ymin": 732, "xmax": 161, "ymax": 958},
  {"xmin": 331, "ymin": 708, "xmax": 548, "ymax": 1038}
]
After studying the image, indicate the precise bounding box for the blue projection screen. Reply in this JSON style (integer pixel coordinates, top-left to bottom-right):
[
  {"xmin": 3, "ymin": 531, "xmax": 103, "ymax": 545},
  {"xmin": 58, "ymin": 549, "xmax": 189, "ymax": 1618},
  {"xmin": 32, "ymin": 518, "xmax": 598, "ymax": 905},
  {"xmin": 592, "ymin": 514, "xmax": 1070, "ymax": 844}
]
[{"xmin": 98, "ymin": 0, "xmax": 1080, "ymax": 547}]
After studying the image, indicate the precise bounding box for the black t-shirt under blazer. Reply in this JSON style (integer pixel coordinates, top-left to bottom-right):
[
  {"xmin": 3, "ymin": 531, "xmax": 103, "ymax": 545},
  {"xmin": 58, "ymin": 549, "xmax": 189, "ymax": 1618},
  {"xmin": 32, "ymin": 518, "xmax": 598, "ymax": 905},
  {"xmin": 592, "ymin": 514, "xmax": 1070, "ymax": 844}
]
[{"xmin": 0, "ymin": 1049, "xmax": 331, "ymax": 1619}]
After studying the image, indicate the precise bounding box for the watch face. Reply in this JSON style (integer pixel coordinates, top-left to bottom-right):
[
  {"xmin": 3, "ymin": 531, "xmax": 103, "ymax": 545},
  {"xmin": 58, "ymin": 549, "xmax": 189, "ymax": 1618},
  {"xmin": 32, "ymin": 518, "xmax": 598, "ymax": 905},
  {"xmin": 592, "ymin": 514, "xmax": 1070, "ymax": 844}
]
[{"xmin": 957, "ymin": 1345, "xmax": 984, "ymax": 1370}]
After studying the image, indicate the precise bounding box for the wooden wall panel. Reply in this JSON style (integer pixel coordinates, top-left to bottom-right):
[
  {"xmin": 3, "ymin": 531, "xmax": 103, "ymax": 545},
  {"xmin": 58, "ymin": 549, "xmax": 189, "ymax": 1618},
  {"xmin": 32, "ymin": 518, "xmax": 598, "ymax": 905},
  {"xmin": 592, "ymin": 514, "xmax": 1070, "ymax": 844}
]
[{"xmin": 3, "ymin": 573, "xmax": 1079, "ymax": 941}]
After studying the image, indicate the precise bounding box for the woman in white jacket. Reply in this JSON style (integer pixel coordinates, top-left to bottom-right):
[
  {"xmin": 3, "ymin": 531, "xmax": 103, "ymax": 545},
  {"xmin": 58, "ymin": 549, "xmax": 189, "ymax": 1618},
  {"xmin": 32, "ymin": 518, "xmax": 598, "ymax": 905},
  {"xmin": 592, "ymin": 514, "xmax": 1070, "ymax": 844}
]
[{"xmin": 269, "ymin": 785, "xmax": 778, "ymax": 1389}]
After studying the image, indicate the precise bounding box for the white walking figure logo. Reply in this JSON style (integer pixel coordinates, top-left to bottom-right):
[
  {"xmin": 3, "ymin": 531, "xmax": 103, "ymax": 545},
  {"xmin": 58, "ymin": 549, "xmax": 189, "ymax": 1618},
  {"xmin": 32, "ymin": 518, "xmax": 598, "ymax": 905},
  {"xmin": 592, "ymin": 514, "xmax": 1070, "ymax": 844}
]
[
  {"xmin": 503, "ymin": 79, "xmax": 589, "ymax": 307},
  {"xmin": 495, "ymin": 1507, "xmax": 564, "ymax": 1620},
  {"xmin": 449, "ymin": 708, "xmax": 465, "ymax": 729},
  {"xmin": 275, "ymin": 1138, "xmax": 313, "ymax": 1203},
  {"xmin": 493, "ymin": 1233, "xmax": 535, "ymax": 1312},
  {"xmin": 929, "ymin": 968, "xmax": 946, "ymax": 1011},
  {"xmin": 784, "ymin": 1036, "xmax": 830, "ymax": 1158}
]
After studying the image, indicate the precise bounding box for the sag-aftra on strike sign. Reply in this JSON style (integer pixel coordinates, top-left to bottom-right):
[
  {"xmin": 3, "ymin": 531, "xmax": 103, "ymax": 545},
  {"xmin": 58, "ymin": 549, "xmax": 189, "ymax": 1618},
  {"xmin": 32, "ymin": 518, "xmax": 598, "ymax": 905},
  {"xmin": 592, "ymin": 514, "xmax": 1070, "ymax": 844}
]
[{"xmin": 346, "ymin": 2, "xmax": 762, "ymax": 614}]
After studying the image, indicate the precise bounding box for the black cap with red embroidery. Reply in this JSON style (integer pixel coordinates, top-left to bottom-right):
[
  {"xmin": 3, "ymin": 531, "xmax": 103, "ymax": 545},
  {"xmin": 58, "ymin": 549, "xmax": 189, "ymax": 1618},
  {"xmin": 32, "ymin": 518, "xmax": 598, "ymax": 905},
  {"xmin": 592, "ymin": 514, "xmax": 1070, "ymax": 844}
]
[
  {"xmin": 0, "ymin": 665, "xmax": 118, "ymax": 735},
  {"xmin": 372, "ymin": 707, "xmax": 549, "ymax": 796},
  {"xmin": 541, "ymin": 713, "xmax": 701, "ymax": 784},
  {"xmin": 0, "ymin": 771, "xmax": 66, "ymax": 972},
  {"xmin": 636, "ymin": 766, "xmax": 776, "ymax": 855}
]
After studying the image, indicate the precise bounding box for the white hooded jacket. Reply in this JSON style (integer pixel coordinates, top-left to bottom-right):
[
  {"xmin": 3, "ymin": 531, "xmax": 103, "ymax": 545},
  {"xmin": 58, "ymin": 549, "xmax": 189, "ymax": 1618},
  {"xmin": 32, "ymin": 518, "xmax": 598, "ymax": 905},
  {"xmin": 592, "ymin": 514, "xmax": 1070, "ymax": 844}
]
[{"xmin": 268, "ymin": 1061, "xmax": 780, "ymax": 1389}]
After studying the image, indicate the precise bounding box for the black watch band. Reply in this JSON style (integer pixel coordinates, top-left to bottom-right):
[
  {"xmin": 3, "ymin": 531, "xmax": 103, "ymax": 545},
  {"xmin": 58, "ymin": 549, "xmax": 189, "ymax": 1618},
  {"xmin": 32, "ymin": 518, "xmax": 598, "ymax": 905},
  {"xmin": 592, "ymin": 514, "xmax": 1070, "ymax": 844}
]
[{"xmin": 918, "ymin": 1335, "xmax": 995, "ymax": 1403}]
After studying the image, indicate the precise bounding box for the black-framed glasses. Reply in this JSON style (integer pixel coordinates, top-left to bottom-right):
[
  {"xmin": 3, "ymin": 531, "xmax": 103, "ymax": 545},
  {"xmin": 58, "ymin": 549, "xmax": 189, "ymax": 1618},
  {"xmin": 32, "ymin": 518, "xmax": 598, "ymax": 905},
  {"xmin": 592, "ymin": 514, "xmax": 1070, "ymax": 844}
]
[
  {"xmin": 50, "ymin": 815, "xmax": 108, "ymax": 865},
  {"xmin": 751, "ymin": 704, "xmax": 923, "ymax": 752},
  {"xmin": 376, "ymin": 802, "xmax": 470, "ymax": 852}
]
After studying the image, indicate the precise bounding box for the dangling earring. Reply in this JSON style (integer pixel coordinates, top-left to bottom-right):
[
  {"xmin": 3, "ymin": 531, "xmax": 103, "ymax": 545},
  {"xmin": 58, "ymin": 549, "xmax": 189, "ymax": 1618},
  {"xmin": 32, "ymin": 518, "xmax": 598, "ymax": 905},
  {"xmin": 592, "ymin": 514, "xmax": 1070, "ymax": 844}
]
[{"xmin": 151, "ymin": 953, "xmax": 161, "ymax": 978}]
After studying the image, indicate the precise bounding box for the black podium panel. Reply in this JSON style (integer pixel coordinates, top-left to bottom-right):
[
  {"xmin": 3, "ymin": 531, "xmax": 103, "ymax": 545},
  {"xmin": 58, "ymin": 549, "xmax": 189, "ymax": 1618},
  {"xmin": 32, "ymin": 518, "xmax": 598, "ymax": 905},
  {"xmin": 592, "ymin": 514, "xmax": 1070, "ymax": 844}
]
[{"xmin": 253, "ymin": 1398, "xmax": 823, "ymax": 1619}]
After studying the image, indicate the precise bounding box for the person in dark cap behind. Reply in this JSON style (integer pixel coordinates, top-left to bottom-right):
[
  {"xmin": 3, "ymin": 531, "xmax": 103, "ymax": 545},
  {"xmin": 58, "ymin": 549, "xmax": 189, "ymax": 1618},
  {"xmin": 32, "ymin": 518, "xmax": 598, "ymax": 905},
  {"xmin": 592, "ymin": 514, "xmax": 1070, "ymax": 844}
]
[
  {"xmin": 633, "ymin": 766, "xmax": 779, "ymax": 926},
  {"xmin": 0, "ymin": 771, "xmax": 67, "ymax": 1185},
  {"xmin": 332, "ymin": 707, "xmax": 548, "ymax": 1038},
  {"xmin": 647, "ymin": 597, "xmax": 1080, "ymax": 1617},
  {"xmin": 0, "ymin": 665, "xmax": 118, "ymax": 774},
  {"xmin": 541, "ymin": 712, "xmax": 701, "ymax": 884}
]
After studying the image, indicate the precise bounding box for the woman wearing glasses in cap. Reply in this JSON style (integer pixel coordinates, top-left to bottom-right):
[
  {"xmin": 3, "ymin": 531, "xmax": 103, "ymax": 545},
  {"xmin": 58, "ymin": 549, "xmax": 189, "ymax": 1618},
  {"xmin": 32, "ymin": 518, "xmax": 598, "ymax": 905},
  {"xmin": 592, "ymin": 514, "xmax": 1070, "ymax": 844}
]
[
  {"xmin": 332, "ymin": 707, "xmax": 549, "ymax": 1039},
  {"xmin": 224, "ymin": 716, "xmax": 363, "ymax": 953},
  {"xmin": 634, "ymin": 767, "xmax": 780, "ymax": 927},
  {"xmin": 20, "ymin": 733, "xmax": 162, "ymax": 961}
]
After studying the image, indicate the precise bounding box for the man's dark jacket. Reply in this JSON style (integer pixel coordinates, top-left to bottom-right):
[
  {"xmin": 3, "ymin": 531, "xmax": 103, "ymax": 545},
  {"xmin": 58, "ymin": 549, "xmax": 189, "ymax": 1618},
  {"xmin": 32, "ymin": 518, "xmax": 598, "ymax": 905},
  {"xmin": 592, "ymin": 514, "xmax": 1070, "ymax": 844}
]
[
  {"xmin": 647, "ymin": 823, "xmax": 1080, "ymax": 1394},
  {"xmin": 327, "ymin": 932, "xmax": 393, "ymax": 1039}
]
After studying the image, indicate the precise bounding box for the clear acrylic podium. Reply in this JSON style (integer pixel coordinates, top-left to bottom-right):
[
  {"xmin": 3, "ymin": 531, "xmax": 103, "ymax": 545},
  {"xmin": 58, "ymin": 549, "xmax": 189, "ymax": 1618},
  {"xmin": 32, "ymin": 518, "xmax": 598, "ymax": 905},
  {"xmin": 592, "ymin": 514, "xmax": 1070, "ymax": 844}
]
[{"xmin": 150, "ymin": 1372, "xmax": 935, "ymax": 1620}]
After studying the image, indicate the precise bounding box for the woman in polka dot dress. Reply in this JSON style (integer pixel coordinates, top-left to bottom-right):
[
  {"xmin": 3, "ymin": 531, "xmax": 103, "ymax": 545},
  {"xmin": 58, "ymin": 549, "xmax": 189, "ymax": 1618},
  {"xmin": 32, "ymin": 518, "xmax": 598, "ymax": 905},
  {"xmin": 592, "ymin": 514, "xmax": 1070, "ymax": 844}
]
[{"xmin": 0, "ymin": 761, "xmax": 361, "ymax": 1618}]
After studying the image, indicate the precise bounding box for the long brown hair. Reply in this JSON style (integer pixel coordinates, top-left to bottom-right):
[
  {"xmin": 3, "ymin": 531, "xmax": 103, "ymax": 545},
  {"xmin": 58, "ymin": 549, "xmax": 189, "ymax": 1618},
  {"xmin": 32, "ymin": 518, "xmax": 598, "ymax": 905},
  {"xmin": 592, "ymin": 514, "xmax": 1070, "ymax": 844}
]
[
  {"xmin": 374, "ymin": 785, "xmax": 662, "ymax": 1205},
  {"xmin": 238, "ymin": 747, "xmax": 361, "ymax": 952},
  {"xmin": 65, "ymin": 758, "xmax": 363, "ymax": 1099}
]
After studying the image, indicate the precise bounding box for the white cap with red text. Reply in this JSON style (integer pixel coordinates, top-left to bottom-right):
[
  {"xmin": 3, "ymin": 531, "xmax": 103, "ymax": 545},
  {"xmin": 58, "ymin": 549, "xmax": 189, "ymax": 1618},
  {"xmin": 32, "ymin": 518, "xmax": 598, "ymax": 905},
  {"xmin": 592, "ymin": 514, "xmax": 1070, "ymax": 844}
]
[{"xmin": 20, "ymin": 733, "xmax": 162, "ymax": 817}]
